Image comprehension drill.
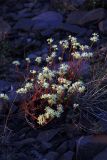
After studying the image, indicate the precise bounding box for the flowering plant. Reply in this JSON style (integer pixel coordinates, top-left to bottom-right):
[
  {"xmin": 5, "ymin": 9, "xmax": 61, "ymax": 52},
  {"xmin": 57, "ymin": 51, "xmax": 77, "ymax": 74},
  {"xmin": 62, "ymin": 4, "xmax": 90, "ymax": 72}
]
[{"xmin": 12, "ymin": 33, "xmax": 99, "ymax": 127}]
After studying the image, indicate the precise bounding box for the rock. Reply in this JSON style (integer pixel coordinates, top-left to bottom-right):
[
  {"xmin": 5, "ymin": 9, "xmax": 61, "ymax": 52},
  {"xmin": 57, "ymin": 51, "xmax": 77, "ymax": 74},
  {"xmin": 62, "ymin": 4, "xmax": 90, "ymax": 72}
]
[
  {"xmin": 0, "ymin": 17, "xmax": 11, "ymax": 40},
  {"xmin": 28, "ymin": 51, "xmax": 42, "ymax": 59},
  {"xmin": 13, "ymin": 138, "xmax": 36, "ymax": 148},
  {"xmin": 94, "ymin": 148, "xmax": 107, "ymax": 160},
  {"xmin": 76, "ymin": 135, "xmax": 107, "ymax": 160},
  {"xmin": 45, "ymin": 151, "xmax": 59, "ymax": 160},
  {"xmin": 37, "ymin": 128, "xmax": 60, "ymax": 142},
  {"xmin": 67, "ymin": 11, "xmax": 88, "ymax": 25},
  {"xmin": 59, "ymin": 23, "xmax": 87, "ymax": 36},
  {"xmin": 32, "ymin": 11, "xmax": 63, "ymax": 31},
  {"xmin": 68, "ymin": 139, "xmax": 76, "ymax": 151},
  {"xmin": 80, "ymin": 8, "xmax": 107, "ymax": 25},
  {"xmin": 60, "ymin": 151, "xmax": 74, "ymax": 160},
  {"xmin": 56, "ymin": 141, "xmax": 68, "ymax": 154},
  {"xmin": 13, "ymin": 18, "xmax": 34, "ymax": 31},
  {"xmin": 0, "ymin": 99, "xmax": 9, "ymax": 114},
  {"xmin": 0, "ymin": 80, "xmax": 10, "ymax": 92},
  {"xmin": 40, "ymin": 141, "xmax": 52, "ymax": 152},
  {"xmin": 99, "ymin": 19, "xmax": 107, "ymax": 34},
  {"xmin": 71, "ymin": 0, "xmax": 86, "ymax": 7},
  {"xmin": 51, "ymin": 0, "xmax": 86, "ymax": 11}
]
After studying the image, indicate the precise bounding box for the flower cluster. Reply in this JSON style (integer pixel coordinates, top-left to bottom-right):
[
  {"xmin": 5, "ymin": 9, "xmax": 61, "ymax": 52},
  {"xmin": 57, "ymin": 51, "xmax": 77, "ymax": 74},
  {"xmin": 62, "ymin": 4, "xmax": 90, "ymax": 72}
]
[
  {"xmin": 90, "ymin": 33, "xmax": 99, "ymax": 43},
  {"xmin": 16, "ymin": 82, "xmax": 33, "ymax": 94},
  {"xmin": 37, "ymin": 104, "xmax": 63, "ymax": 125},
  {"xmin": 15, "ymin": 34, "xmax": 99, "ymax": 126}
]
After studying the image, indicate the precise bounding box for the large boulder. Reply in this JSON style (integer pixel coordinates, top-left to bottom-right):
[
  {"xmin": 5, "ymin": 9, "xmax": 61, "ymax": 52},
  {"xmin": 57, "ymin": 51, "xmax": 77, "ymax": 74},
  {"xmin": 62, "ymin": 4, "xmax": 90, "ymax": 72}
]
[
  {"xmin": 77, "ymin": 135, "xmax": 107, "ymax": 160},
  {"xmin": 79, "ymin": 8, "xmax": 107, "ymax": 25},
  {"xmin": 94, "ymin": 148, "xmax": 107, "ymax": 160},
  {"xmin": 99, "ymin": 19, "xmax": 107, "ymax": 34},
  {"xmin": 13, "ymin": 18, "xmax": 34, "ymax": 31},
  {"xmin": 67, "ymin": 11, "xmax": 88, "ymax": 25},
  {"xmin": 59, "ymin": 23, "xmax": 87, "ymax": 36},
  {"xmin": 32, "ymin": 11, "xmax": 63, "ymax": 31}
]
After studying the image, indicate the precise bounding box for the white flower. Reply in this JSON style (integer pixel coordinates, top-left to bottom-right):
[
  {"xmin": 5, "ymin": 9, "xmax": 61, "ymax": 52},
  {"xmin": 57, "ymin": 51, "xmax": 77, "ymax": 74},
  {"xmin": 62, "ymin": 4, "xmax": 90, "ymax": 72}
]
[
  {"xmin": 41, "ymin": 94, "xmax": 57, "ymax": 105},
  {"xmin": 37, "ymin": 114, "xmax": 46, "ymax": 125},
  {"xmin": 16, "ymin": 88, "xmax": 27, "ymax": 94},
  {"xmin": 59, "ymin": 40, "xmax": 69, "ymax": 49},
  {"xmin": 47, "ymin": 38, "xmax": 54, "ymax": 44},
  {"xmin": 56, "ymin": 85, "xmax": 65, "ymax": 95},
  {"xmin": 25, "ymin": 82, "xmax": 33, "ymax": 90},
  {"xmin": 68, "ymin": 81, "xmax": 85, "ymax": 94},
  {"xmin": 52, "ymin": 45, "xmax": 58, "ymax": 51},
  {"xmin": 25, "ymin": 58, "xmax": 30, "ymax": 63},
  {"xmin": 30, "ymin": 70, "xmax": 36, "ymax": 74},
  {"xmin": 51, "ymin": 52, "xmax": 56, "ymax": 58},
  {"xmin": 35, "ymin": 57, "xmax": 42, "ymax": 64},
  {"xmin": 78, "ymin": 86, "xmax": 86, "ymax": 93},
  {"xmin": 58, "ymin": 57, "xmax": 63, "ymax": 61},
  {"xmin": 73, "ymin": 103, "xmax": 79, "ymax": 109},
  {"xmin": 45, "ymin": 106, "xmax": 55, "ymax": 118},
  {"xmin": 72, "ymin": 52, "xmax": 81, "ymax": 59},
  {"xmin": 59, "ymin": 63, "xmax": 69, "ymax": 75},
  {"xmin": 46, "ymin": 56, "xmax": 52, "ymax": 63},
  {"xmin": 90, "ymin": 33, "xmax": 99, "ymax": 42},
  {"xmin": 42, "ymin": 82, "xmax": 49, "ymax": 89},
  {"xmin": 80, "ymin": 45, "xmax": 89, "ymax": 51},
  {"xmin": 0, "ymin": 93, "xmax": 9, "ymax": 100},
  {"xmin": 12, "ymin": 61, "xmax": 20, "ymax": 65}
]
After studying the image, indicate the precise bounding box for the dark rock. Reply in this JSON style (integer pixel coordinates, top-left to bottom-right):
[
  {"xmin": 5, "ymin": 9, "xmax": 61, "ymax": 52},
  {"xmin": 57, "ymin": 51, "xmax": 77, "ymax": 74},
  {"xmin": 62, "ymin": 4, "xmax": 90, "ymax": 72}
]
[
  {"xmin": 28, "ymin": 51, "xmax": 42, "ymax": 59},
  {"xmin": 32, "ymin": 11, "xmax": 63, "ymax": 31},
  {"xmin": 79, "ymin": 8, "xmax": 107, "ymax": 25},
  {"xmin": 13, "ymin": 138, "xmax": 36, "ymax": 147},
  {"xmin": 56, "ymin": 141, "xmax": 68, "ymax": 154},
  {"xmin": 68, "ymin": 139, "xmax": 76, "ymax": 151},
  {"xmin": 13, "ymin": 18, "xmax": 34, "ymax": 31},
  {"xmin": 67, "ymin": 11, "xmax": 88, "ymax": 25},
  {"xmin": 0, "ymin": 99, "xmax": 9, "ymax": 114},
  {"xmin": 59, "ymin": 23, "xmax": 87, "ymax": 36},
  {"xmin": 99, "ymin": 19, "xmax": 107, "ymax": 34},
  {"xmin": 76, "ymin": 135, "xmax": 107, "ymax": 160},
  {"xmin": 0, "ymin": 80, "xmax": 10, "ymax": 92},
  {"xmin": 60, "ymin": 151, "xmax": 74, "ymax": 160},
  {"xmin": 94, "ymin": 148, "xmax": 107, "ymax": 160},
  {"xmin": 31, "ymin": 150, "xmax": 43, "ymax": 160},
  {"xmin": 71, "ymin": 0, "xmax": 86, "ymax": 7},
  {"xmin": 0, "ymin": 17, "xmax": 11, "ymax": 40},
  {"xmin": 37, "ymin": 129, "xmax": 60, "ymax": 142},
  {"xmin": 45, "ymin": 151, "xmax": 59, "ymax": 160},
  {"xmin": 40, "ymin": 141, "xmax": 52, "ymax": 152}
]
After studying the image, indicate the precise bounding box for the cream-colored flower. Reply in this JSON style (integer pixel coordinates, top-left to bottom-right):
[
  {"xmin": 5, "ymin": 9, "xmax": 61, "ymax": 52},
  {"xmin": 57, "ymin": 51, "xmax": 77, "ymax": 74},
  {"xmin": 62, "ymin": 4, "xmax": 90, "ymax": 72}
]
[
  {"xmin": 0, "ymin": 93, "xmax": 9, "ymax": 100},
  {"xmin": 30, "ymin": 70, "xmax": 36, "ymax": 74},
  {"xmin": 47, "ymin": 38, "xmax": 54, "ymax": 44},
  {"xmin": 12, "ymin": 61, "xmax": 20, "ymax": 65},
  {"xmin": 25, "ymin": 58, "xmax": 30, "ymax": 63},
  {"xmin": 35, "ymin": 57, "xmax": 42, "ymax": 64}
]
